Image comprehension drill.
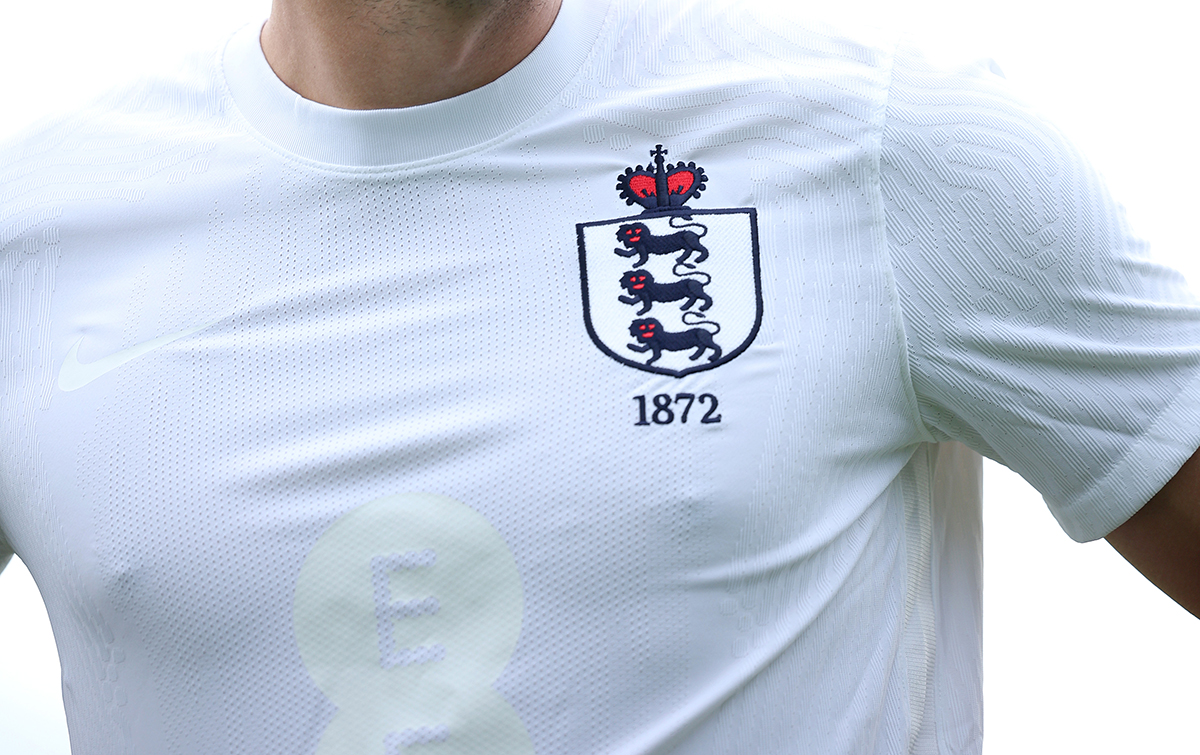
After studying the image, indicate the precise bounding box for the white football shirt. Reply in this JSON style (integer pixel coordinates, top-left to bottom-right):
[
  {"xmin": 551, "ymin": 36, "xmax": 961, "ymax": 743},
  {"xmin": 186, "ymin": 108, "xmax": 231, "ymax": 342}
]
[{"xmin": 2, "ymin": 1, "xmax": 1199, "ymax": 753}]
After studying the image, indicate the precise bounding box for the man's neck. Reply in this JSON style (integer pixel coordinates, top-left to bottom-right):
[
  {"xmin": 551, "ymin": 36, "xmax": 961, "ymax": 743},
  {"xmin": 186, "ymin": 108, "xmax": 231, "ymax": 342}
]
[{"xmin": 260, "ymin": 0, "xmax": 562, "ymax": 110}]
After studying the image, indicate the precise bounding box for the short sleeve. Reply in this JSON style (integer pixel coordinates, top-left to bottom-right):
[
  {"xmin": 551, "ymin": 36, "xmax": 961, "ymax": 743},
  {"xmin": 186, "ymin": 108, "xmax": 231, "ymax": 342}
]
[{"xmin": 880, "ymin": 41, "xmax": 1200, "ymax": 542}]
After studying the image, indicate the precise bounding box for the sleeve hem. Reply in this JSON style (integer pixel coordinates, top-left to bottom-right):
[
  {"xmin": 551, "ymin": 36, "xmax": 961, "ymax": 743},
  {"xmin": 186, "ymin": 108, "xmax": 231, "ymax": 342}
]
[{"xmin": 1051, "ymin": 370, "xmax": 1200, "ymax": 542}]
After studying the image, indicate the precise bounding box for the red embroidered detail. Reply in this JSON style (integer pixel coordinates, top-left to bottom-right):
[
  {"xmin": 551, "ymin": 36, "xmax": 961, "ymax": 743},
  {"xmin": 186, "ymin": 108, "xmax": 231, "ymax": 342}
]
[
  {"xmin": 667, "ymin": 170, "xmax": 694, "ymax": 195},
  {"xmin": 615, "ymin": 145, "xmax": 707, "ymax": 212},
  {"xmin": 629, "ymin": 174, "xmax": 657, "ymax": 198}
]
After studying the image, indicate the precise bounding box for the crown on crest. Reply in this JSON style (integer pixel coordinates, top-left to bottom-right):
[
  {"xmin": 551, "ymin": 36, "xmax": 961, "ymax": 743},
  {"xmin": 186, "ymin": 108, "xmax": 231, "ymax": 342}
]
[{"xmin": 616, "ymin": 145, "xmax": 707, "ymax": 213}]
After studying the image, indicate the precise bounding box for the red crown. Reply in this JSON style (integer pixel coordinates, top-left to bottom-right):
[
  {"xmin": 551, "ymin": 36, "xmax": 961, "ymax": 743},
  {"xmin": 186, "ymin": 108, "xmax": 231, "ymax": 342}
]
[{"xmin": 616, "ymin": 145, "xmax": 707, "ymax": 212}]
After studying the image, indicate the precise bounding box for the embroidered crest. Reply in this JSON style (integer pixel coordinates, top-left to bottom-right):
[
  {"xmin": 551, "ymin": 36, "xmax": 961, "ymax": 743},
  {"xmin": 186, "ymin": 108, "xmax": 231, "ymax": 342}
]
[{"xmin": 578, "ymin": 145, "xmax": 762, "ymax": 377}]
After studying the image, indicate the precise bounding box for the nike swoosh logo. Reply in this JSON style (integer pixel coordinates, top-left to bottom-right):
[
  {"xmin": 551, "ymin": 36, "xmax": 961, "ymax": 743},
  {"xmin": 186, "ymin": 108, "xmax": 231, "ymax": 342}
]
[{"xmin": 58, "ymin": 321, "xmax": 217, "ymax": 392}]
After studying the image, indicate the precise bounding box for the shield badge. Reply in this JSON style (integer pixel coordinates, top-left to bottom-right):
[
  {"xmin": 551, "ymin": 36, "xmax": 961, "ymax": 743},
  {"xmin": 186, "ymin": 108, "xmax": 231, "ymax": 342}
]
[{"xmin": 577, "ymin": 146, "xmax": 762, "ymax": 377}]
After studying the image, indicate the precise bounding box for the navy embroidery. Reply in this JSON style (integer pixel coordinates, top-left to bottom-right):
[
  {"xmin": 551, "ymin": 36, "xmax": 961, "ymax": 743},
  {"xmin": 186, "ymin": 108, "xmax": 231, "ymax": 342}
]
[
  {"xmin": 628, "ymin": 315, "xmax": 722, "ymax": 366},
  {"xmin": 613, "ymin": 222, "xmax": 709, "ymax": 268},
  {"xmin": 633, "ymin": 393, "xmax": 722, "ymax": 425},
  {"xmin": 616, "ymin": 145, "xmax": 708, "ymax": 212},
  {"xmin": 618, "ymin": 269, "xmax": 713, "ymax": 316},
  {"xmin": 577, "ymin": 144, "xmax": 762, "ymax": 377}
]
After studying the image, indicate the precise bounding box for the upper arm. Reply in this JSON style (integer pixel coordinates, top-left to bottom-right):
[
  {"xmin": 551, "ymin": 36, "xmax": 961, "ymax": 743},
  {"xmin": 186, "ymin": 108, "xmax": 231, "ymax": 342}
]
[
  {"xmin": 1105, "ymin": 448, "xmax": 1200, "ymax": 619},
  {"xmin": 0, "ymin": 524, "xmax": 11, "ymax": 575}
]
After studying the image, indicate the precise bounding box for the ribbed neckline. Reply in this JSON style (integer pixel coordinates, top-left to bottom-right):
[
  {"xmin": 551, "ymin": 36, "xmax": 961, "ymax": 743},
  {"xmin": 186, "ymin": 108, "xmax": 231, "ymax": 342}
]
[{"xmin": 221, "ymin": 0, "xmax": 610, "ymax": 168}]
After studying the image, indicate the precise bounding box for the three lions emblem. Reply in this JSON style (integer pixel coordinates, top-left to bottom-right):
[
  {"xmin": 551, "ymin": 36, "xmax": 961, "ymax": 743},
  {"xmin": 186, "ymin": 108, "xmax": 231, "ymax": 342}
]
[{"xmin": 577, "ymin": 145, "xmax": 762, "ymax": 377}]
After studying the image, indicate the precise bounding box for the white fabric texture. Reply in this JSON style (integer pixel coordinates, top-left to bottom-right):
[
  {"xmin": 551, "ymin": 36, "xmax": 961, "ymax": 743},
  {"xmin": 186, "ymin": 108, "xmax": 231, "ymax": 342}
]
[
  {"xmin": 0, "ymin": 1, "xmax": 1198, "ymax": 754},
  {"xmin": 882, "ymin": 43, "xmax": 1200, "ymax": 541}
]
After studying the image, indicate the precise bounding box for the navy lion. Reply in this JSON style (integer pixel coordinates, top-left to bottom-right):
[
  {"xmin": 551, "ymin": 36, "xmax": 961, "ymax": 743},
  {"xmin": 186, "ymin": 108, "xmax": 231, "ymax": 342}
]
[
  {"xmin": 618, "ymin": 270, "xmax": 712, "ymax": 315},
  {"xmin": 627, "ymin": 318, "xmax": 722, "ymax": 365},
  {"xmin": 613, "ymin": 222, "xmax": 708, "ymax": 267}
]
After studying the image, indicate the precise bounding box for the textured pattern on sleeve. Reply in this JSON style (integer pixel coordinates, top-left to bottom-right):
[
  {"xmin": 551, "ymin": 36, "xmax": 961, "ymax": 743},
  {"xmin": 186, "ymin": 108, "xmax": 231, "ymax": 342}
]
[{"xmin": 881, "ymin": 42, "xmax": 1200, "ymax": 541}]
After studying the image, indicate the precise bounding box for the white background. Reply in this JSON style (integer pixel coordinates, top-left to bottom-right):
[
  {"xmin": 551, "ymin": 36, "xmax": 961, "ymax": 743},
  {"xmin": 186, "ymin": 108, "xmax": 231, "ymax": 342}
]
[{"xmin": 0, "ymin": 0, "xmax": 1197, "ymax": 753}]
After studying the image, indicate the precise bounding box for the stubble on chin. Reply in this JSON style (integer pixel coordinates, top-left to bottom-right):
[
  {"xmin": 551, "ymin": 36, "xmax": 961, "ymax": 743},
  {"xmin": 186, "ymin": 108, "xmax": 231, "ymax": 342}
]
[{"xmin": 355, "ymin": 0, "xmax": 542, "ymax": 36}]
